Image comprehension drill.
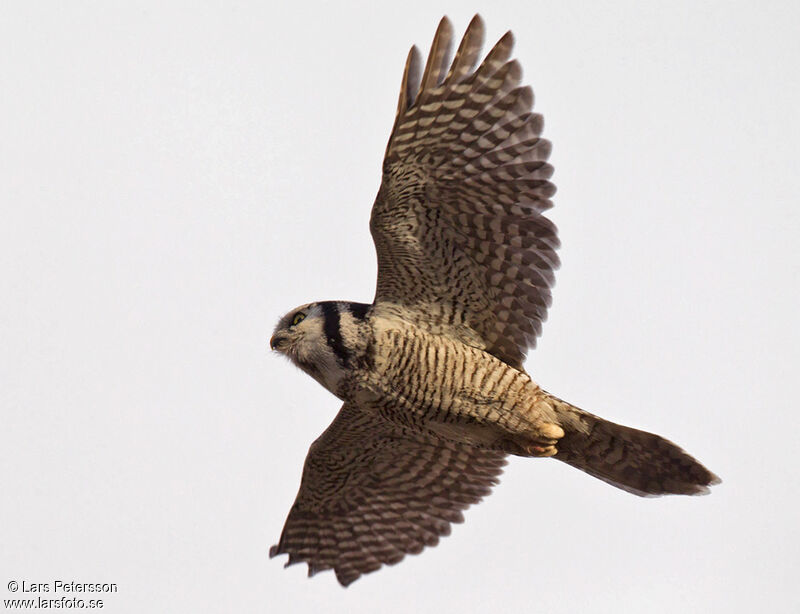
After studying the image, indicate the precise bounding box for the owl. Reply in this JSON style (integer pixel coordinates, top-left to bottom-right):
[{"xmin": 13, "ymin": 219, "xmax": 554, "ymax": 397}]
[{"xmin": 268, "ymin": 15, "xmax": 718, "ymax": 587}]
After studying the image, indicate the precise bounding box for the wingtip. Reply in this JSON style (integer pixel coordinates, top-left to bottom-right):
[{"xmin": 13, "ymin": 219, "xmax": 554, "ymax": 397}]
[
  {"xmin": 409, "ymin": 44, "xmax": 423, "ymax": 67},
  {"xmin": 396, "ymin": 44, "xmax": 423, "ymax": 117},
  {"xmin": 497, "ymin": 29, "xmax": 515, "ymax": 53},
  {"xmin": 419, "ymin": 15, "xmax": 455, "ymax": 93},
  {"xmin": 432, "ymin": 15, "xmax": 455, "ymax": 54},
  {"xmin": 335, "ymin": 570, "xmax": 361, "ymax": 588},
  {"xmin": 468, "ymin": 13, "xmax": 485, "ymax": 30},
  {"xmin": 436, "ymin": 14, "xmax": 454, "ymax": 34}
]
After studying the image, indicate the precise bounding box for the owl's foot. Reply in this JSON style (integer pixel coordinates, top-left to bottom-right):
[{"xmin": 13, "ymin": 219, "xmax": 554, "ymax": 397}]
[
  {"xmin": 536, "ymin": 422, "xmax": 565, "ymax": 440},
  {"xmin": 526, "ymin": 443, "xmax": 559, "ymax": 457},
  {"xmin": 524, "ymin": 422, "xmax": 564, "ymax": 457}
]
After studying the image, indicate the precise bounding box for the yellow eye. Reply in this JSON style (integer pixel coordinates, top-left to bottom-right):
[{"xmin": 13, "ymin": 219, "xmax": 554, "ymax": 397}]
[{"xmin": 291, "ymin": 312, "xmax": 306, "ymax": 326}]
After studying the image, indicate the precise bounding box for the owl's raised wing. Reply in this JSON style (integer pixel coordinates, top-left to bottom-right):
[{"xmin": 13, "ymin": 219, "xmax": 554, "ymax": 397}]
[
  {"xmin": 370, "ymin": 15, "xmax": 558, "ymax": 369},
  {"xmin": 269, "ymin": 403, "xmax": 506, "ymax": 587}
]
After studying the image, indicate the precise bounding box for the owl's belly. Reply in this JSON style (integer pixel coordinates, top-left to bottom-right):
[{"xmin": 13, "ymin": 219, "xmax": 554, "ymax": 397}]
[{"xmin": 347, "ymin": 320, "xmax": 558, "ymax": 447}]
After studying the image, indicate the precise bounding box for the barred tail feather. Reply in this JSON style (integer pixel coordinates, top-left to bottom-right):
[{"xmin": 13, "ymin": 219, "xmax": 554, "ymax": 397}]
[{"xmin": 551, "ymin": 401, "xmax": 720, "ymax": 497}]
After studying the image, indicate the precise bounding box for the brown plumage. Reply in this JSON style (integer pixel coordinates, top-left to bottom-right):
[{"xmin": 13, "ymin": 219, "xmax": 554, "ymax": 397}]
[
  {"xmin": 268, "ymin": 15, "xmax": 719, "ymax": 587},
  {"xmin": 270, "ymin": 403, "xmax": 506, "ymax": 587},
  {"xmin": 373, "ymin": 15, "xmax": 557, "ymax": 369}
]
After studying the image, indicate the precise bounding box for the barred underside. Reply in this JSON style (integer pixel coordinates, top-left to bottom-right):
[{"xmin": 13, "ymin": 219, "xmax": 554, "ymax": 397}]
[
  {"xmin": 371, "ymin": 15, "xmax": 559, "ymax": 369},
  {"xmin": 363, "ymin": 323, "xmax": 560, "ymax": 451}
]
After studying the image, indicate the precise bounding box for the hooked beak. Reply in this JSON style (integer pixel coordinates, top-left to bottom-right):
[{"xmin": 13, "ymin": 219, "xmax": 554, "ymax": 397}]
[{"xmin": 270, "ymin": 334, "xmax": 288, "ymax": 351}]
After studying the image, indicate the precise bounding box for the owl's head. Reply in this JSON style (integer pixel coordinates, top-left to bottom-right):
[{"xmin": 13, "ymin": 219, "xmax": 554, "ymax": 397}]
[{"xmin": 270, "ymin": 301, "xmax": 371, "ymax": 396}]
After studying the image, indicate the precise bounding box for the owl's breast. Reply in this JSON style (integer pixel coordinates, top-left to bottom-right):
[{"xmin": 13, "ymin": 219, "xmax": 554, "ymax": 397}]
[{"xmin": 344, "ymin": 316, "xmax": 553, "ymax": 444}]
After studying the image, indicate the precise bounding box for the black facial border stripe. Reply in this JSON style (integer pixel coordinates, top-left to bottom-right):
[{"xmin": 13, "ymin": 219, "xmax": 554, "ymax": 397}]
[
  {"xmin": 348, "ymin": 302, "xmax": 370, "ymax": 321},
  {"xmin": 321, "ymin": 302, "xmax": 350, "ymax": 366}
]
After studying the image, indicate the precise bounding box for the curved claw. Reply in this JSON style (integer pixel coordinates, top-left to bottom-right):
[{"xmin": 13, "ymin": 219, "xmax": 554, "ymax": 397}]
[{"xmin": 526, "ymin": 443, "xmax": 558, "ymax": 457}]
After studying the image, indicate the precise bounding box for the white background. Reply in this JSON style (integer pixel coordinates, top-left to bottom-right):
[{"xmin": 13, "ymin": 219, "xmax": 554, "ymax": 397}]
[{"xmin": 2, "ymin": 1, "xmax": 798, "ymax": 612}]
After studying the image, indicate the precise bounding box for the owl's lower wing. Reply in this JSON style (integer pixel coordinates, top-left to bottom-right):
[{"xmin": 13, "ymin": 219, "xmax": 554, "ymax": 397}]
[
  {"xmin": 370, "ymin": 15, "xmax": 559, "ymax": 368},
  {"xmin": 269, "ymin": 403, "xmax": 506, "ymax": 587}
]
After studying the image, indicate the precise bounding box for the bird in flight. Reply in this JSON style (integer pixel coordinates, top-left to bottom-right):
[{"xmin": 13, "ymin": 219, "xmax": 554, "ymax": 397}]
[{"xmin": 268, "ymin": 14, "xmax": 719, "ymax": 587}]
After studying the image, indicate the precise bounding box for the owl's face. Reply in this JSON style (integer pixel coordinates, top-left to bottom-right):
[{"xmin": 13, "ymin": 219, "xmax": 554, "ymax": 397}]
[
  {"xmin": 271, "ymin": 300, "xmax": 373, "ymax": 396},
  {"xmin": 270, "ymin": 302, "xmax": 339, "ymax": 391},
  {"xmin": 271, "ymin": 301, "xmax": 373, "ymax": 397}
]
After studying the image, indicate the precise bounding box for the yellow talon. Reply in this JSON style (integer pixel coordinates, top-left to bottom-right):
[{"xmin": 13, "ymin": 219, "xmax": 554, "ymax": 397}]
[{"xmin": 539, "ymin": 423, "xmax": 565, "ymax": 440}]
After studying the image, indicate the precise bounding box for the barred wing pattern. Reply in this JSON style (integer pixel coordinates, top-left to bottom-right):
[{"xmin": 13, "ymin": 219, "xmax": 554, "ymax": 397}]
[
  {"xmin": 269, "ymin": 404, "xmax": 506, "ymax": 586},
  {"xmin": 371, "ymin": 15, "xmax": 559, "ymax": 369}
]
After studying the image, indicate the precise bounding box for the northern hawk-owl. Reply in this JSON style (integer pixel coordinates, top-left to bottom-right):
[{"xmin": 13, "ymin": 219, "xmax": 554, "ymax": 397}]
[{"xmin": 268, "ymin": 15, "xmax": 719, "ymax": 587}]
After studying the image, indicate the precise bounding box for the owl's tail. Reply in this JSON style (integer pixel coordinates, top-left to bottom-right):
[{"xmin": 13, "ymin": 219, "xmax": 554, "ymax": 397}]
[{"xmin": 546, "ymin": 394, "xmax": 720, "ymax": 497}]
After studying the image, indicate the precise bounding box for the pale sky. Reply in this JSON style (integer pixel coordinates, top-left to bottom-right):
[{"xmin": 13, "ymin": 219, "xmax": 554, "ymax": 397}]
[{"xmin": 2, "ymin": 2, "xmax": 798, "ymax": 612}]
